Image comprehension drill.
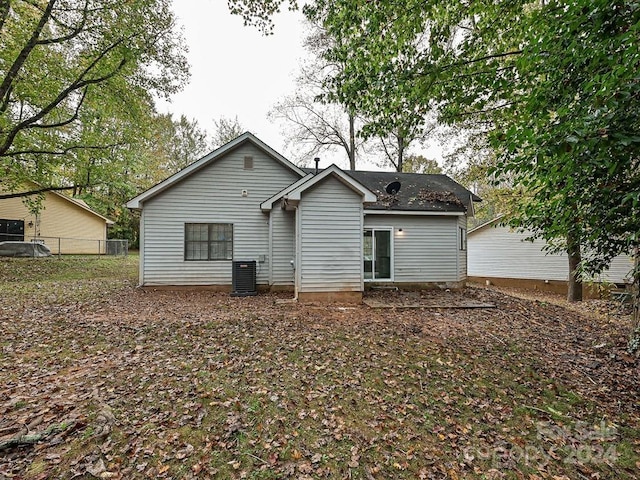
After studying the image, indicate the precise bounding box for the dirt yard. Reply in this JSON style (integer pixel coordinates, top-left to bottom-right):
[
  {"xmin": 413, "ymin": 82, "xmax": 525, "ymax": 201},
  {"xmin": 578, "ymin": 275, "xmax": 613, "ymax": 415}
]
[{"xmin": 0, "ymin": 257, "xmax": 638, "ymax": 479}]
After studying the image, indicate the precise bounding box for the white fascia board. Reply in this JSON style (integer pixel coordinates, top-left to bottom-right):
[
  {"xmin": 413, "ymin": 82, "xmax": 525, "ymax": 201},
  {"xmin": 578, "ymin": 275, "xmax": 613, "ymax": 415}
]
[
  {"xmin": 260, "ymin": 173, "xmax": 315, "ymax": 212},
  {"xmin": 287, "ymin": 164, "xmax": 377, "ymax": 202},
  {"xmin": 126, "ymin": 132, "xmax": 305, "ymax": 209},
  {"xmin": 468, "ymin": 215, "xmax": 505, "ymax": 236},
  {"xmin": 364, "ymin": 210, "xmax": 465, "ymax": 216}
]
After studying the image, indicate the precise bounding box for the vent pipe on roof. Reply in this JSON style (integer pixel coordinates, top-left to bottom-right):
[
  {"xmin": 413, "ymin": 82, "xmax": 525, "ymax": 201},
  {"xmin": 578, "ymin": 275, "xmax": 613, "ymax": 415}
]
[{"xmin": 314, "ymin": 157, "xmax": 320, "ymax": 174}]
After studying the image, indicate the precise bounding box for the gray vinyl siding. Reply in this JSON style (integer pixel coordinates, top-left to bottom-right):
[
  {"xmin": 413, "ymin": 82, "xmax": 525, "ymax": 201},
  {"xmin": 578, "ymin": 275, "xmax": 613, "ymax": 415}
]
[
  {"xmin": 298, "ymin": 176, "xmax": 363, "ymax": 292},
  {"xmin": 270, "ymin": 200, "xmax": 295, "ymax": 285},
  {"xmin": 458, "ymin": 215, "xmax": 467, "ymax": 280},
  {"xmin": 141, "ymin": 144, "xmax": 300, "ymax": 285},
  {"xmin": 364, "ymin": 215, "xmax": 462, "ymax": 283},
  {"xmin": 467, "ymin": 225, "xmax": 634, "ymax": 283}
]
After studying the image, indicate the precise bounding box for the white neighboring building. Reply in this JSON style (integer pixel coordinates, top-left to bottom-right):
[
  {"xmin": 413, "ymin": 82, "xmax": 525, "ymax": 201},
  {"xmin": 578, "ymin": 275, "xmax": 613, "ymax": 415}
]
[{"xmin": 468, "ymin": 218, "xmax": 633, "ymax": 294}]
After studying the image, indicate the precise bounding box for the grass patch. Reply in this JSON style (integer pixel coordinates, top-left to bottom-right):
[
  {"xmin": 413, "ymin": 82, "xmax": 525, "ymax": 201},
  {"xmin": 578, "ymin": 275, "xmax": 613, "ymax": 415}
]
[{"xmin": 0, "ymin": 254, "xmax": 138, "ymax": 306}]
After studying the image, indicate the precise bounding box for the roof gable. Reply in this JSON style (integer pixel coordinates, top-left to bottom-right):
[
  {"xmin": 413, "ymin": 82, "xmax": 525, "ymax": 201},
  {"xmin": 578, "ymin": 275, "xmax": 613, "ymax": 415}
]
[
  {"xmin": 126, "ymin": 132, "xmax": 305, "ymax": 209},
  {"xmin": 3, "ymin": 180, "xmax": 113, "ymax": 224},
  {"xmin": 50, "ymin": 190, "xmax": 114, "ymax": 224},
  {"xmin": 468, "ymin": 215, "xmax": 506, "ymax": 236},
  {"xmin": 286, "ymin": 164, "xmax": 377, "ymax": 203},
  {"xmin": 260, "ymin": 173, "xmax": 314, "ymax": 212}
]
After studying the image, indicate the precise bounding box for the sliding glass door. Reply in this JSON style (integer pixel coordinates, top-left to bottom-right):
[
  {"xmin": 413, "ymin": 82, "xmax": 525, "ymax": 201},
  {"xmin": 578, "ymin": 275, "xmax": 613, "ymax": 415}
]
[{"xmin": 364, "ymin": 228, "xmax": 392, "ymax": 281}]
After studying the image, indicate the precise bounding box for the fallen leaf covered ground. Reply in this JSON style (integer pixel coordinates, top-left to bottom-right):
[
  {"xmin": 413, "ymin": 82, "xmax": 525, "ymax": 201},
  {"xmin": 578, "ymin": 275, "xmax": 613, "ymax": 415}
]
[{"xmin": 1, "ymin": 256, "xmax": 638, "ymax": 479}]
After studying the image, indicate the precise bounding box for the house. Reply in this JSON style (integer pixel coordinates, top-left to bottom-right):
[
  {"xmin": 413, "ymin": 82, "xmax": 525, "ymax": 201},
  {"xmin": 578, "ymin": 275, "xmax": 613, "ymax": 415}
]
[
  {"xmin": 126, "ymin": 133, "xmax": 480, "ymax": 301},
  {"xmin": 0, "ymin": 181, "xmax": 113, "ymax": 254},
  {"xmin": 467, "ymin": 217, "xmax": 634, "ymax": 296}
]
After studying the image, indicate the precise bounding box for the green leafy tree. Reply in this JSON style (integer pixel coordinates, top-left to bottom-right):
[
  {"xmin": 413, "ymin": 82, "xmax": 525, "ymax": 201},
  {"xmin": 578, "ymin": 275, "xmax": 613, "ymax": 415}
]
[
  {"xmin": 227, "ymin": 0, "xmax": 298, "ymax": 34},
  {"xmin": 74, "ymin": 111, "xmax": 211, "ymax": 246},
  {"xmin": 488, "ymin": 1, "xmax": 640, "ymax": 309},
  {"xmin": 0, "ymin": 0, "xmax": 189, "ymax": 194},
  {"xmin": 153, "ymin": 114, "xmax": 211, "ymax": 171},
  {"xmin": 305, "ymin": 3, "xmax": 438, "ymax": 172}
]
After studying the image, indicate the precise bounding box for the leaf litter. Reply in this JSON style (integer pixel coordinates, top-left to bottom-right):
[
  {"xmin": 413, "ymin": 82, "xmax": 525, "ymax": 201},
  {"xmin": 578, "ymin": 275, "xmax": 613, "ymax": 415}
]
[{"xmin": 0, "ymin": 277, "xmax": 638, "ymax": 479}]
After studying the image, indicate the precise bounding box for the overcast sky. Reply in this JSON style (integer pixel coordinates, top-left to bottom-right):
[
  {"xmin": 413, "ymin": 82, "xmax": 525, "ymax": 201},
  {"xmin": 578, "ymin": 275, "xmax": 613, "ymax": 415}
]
[
  {"xmin": 160, "ymin": 1, "xmax": 447, "ymax": 170},
  {"xmin": 159, "ymin": 1, "xmax": 312, "ymax": 161}
]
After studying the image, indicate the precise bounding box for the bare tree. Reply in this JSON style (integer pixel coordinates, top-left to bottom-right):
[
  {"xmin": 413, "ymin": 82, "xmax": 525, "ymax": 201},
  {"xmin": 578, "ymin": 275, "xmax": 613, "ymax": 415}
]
[
  {"xmin": 372, "ymin": 115, "xmax": 437, "ymax": 172},
  {"xmin": 269, "ymin": 22, "xmax": 367, "ymax": 170},
  {"xmin": 270, "ymin": 90, "xmax": 364, "ymax": 169}
]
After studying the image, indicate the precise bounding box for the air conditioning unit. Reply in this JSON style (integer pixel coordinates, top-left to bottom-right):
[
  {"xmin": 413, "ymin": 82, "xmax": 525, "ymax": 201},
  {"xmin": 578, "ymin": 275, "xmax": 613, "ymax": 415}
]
[{"xmin": 231, "ymin": 260, "xmax": 257, "ymax": 297}]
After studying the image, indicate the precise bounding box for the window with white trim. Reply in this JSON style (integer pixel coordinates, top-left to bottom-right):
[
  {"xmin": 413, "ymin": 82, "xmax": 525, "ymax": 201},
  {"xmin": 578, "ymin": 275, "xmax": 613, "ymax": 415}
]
[
  {"xmin": 185, "ymin": 223, "xmax": 233, "ymax": 260},
  {"xmin": 459, "ymin": 226, "xmax": 467, "ymax": 251}
]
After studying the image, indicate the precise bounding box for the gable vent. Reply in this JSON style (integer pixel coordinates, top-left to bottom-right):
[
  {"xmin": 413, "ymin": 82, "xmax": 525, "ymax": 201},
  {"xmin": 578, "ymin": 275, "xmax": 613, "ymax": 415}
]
[{"xmin": 244, "ymin": 156, "xmax": 254, "ymax": 169}]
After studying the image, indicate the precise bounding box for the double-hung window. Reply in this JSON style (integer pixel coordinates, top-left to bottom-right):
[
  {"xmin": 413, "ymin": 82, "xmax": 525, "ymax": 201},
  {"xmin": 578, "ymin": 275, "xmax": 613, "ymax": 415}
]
[{"xmin": 185, "ymin": 223, "xmax": 233, "ymax": 261}]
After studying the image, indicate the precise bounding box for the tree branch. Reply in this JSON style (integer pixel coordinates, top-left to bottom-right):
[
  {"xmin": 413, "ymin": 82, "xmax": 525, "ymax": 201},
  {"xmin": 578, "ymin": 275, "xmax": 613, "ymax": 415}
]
[
  {"xmin": 3, "ymin": 142, "xmax": 126, "ymax": 157},
  {"xmin": 36, "ymin": 0, "xmax": 90, "ymax": 45},
  {"xmin": 0, "ymin": 46, "xmax": 127, "ymax": 155},
  {"xmin": 0, "ymin": 185, "xmax": 82, "ymax": 200},
  {"xmin": 0, "ymin": 422, "xmax": 75, "ymax": 451},
  {"xmin": 0, "ymin": 0, "xmax": 56, "ymax": 105},
  {"xmin": 0, "ymin": 82, "xmax": 13, "ymax": 115},
  {"xmin": 27, "ymin": 88, "xmax": 88, "ymax": 130},
  {"xmin": 0, "ymin": 0, "xmax": 10, "ymax": 34}
]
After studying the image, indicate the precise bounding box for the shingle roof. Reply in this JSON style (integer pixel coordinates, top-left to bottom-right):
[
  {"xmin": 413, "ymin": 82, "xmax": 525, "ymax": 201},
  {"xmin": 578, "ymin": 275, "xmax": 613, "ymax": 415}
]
[{"xmin": 302, "ymin": 168, "xmax": 481, "ymax": 213}]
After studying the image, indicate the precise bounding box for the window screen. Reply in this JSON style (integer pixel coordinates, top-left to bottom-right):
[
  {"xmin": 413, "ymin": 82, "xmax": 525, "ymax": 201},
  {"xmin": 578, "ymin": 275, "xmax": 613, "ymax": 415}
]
[{"xmin": 185, "ymin": 223, "xmax": 233, "ymax": 260}]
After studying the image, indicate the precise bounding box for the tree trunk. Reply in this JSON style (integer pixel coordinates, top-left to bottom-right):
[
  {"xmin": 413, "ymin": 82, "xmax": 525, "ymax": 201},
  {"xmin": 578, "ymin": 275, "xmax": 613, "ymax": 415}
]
[
  {"xmin": 348, "ymin": 112, "xmax": 356, "ymax": 170},
  {"xmin": 628, "ymin": 253, "xmax": 640, "ymax": 355},
  {"xmin": 397, "ymin": 135, "xmax": 405, "ymax": 172},
  {"xmin": 567, "ymin": 233, "xmax": 583, "ymax": 302}
]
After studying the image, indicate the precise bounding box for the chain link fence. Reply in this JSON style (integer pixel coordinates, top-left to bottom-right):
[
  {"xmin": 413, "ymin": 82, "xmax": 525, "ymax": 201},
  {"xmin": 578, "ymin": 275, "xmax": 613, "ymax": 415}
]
[{"xmin": 0, "ymin": 233, "xmax": 128, "ymax": 256}]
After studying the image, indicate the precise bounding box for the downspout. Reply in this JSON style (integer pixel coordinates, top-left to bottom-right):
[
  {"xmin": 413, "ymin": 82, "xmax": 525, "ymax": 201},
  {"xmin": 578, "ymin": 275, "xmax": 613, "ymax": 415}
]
[
  {"xmin": 283, "ymin": 194, "xmax": 299, "ymax": 301},
  {"xmin": 292, "ymin": 203, "xmax": 299, "ymax": 302}
]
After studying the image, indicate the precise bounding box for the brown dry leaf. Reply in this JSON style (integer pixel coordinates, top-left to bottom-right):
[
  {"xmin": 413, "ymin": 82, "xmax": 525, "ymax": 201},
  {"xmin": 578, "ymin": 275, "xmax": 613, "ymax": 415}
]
[
  {"xmin": 175, "ymin": 443, "xmax": 194, "ymax": 460},
  {"xmin": 2, "ymin": 259, "xmax": 639, "ymax": 480}
]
